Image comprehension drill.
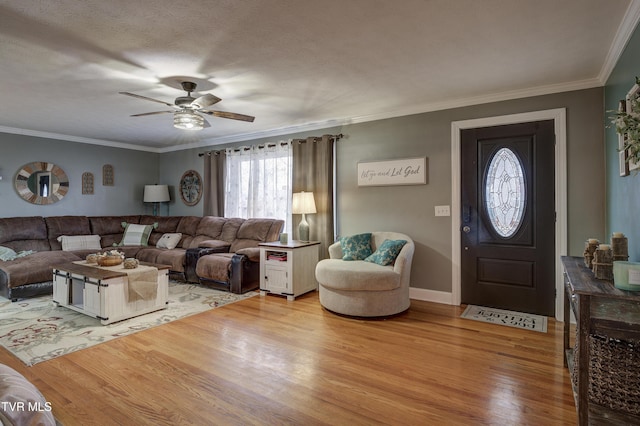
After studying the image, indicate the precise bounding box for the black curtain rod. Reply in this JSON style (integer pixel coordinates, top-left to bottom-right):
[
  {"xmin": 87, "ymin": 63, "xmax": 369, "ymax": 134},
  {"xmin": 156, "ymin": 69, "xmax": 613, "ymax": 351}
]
[{"xmin": 198, "ymin": 133, "xmax": 343, "ymax": 157}]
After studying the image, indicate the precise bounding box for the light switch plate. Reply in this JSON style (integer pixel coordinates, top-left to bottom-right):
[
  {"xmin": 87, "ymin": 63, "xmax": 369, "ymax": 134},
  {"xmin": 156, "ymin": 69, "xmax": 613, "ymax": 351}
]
[{"xmin": 435, "ymin": 205, "xmax": 450, "ymax": 216}]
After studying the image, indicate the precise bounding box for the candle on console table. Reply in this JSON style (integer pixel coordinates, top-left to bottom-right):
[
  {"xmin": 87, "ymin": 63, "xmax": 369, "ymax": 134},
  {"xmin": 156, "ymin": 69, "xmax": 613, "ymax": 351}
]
[
  {"xmin": 598, "ymin": 244, "xmax": 611, "ymax": 250},
  {"xmin": 588, "ymin": 238, "xmax": 599, "ymax": 244},
  {"xmin": 612, "ymin": 232, "xmax": 625, "ymax": 238}
]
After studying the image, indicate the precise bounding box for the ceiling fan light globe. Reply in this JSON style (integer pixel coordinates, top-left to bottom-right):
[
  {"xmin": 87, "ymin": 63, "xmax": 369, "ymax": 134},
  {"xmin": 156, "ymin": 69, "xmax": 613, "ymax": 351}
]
[{"xmin": 174, "ymin": 111, "xmax": 204, "ymax": 130}]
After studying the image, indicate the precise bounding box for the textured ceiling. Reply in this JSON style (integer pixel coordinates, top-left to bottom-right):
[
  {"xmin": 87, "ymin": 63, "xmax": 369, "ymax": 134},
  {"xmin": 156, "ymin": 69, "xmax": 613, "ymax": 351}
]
[{"xmin": 0, "ymin": 0, "xmax": 638, "ymax": 152}]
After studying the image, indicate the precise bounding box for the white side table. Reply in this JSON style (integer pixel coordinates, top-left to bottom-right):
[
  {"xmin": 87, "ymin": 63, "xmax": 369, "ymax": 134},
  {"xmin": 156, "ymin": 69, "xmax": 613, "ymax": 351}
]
[{"xmin": 259, "ymin": 240, "xmax": 320, "ymax": 301}]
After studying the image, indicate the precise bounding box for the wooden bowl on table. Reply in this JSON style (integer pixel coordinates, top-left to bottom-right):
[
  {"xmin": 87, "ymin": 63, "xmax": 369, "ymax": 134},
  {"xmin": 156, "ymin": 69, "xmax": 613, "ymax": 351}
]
[{"xmin": 97, "ymin": 255, "xmax": 124, "ymax": 267}]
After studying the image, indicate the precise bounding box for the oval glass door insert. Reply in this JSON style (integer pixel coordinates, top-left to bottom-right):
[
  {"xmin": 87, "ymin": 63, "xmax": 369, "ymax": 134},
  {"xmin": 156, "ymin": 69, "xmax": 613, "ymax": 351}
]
[{"xmin": 485, "ymin": 148, "xmax": 526, "ymax": 238}]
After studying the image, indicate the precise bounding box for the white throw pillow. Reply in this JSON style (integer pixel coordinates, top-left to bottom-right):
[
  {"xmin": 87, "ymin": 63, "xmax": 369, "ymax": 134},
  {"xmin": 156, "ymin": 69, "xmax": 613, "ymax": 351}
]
[
  {"xmin": 156, "ymin": 233, "xmax": 182, "ymax": 250},
  {"xmin": 57, "ymin": 235, "xmax": 102, "ymax": 251}
]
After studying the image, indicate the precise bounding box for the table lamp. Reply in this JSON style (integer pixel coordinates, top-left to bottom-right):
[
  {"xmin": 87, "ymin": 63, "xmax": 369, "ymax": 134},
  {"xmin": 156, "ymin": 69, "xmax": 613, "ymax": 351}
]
[
  {"xmin": 292, "ymin": 191, "xmax": 316, "ymax": 242},
  {"xmin": 144, "ymin": 184, "xmax": 170, "ymax": 216}
]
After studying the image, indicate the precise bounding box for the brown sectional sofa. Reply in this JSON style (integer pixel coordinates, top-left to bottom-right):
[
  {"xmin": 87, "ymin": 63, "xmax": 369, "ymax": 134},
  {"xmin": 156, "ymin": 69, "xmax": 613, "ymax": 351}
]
[{"xmin": 0, "ymin": 215, "xmax": 283, "ymax": 301}]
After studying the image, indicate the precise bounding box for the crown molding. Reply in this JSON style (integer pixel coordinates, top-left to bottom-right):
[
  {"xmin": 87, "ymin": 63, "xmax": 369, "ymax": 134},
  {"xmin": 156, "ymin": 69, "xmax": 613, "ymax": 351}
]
[
  {"xmin": 598, "ymin": 0, "xmax": 640, "ymax": 84},
  {"xmin": 0, "ymin": 125, "xmax": 161, "ymax": 152}
]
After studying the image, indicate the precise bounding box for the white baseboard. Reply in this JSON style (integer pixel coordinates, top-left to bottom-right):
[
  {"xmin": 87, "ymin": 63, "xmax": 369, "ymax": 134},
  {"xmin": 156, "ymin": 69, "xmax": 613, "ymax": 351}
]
[{"xmin": 409, "ymin": 287, "xmax": 454, "ymax": 305}]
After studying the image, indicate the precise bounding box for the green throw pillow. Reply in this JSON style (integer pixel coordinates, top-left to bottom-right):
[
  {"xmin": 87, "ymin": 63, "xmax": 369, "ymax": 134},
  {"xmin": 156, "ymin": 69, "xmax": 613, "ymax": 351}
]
[
  {"xmin": 340, "ymin": 233, "xmax": 372, "ymax": 260},
  {"xmin": 115, "ymin": 222, "xmax": 158, "ymax": 246},
  {"xmin": 0, "ymin": 246, "xmax": 34, "ymax": 261},
  {"xmin": 0, "ymin": 246, "xmax": 17, "ymax": 261},
  {"xmin": 365, "ymin": 239, "xmax": 407, "ymax": 266}
]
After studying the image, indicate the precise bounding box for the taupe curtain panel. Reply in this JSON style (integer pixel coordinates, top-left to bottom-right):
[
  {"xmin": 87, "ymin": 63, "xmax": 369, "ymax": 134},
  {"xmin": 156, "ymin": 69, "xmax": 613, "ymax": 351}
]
[
  {"xmin": 203, "ymin": 150, "xmax": 226, "ymax": 217},
  {"xmin": 292, "ymin": 134, "xmax": 335, "ymax": 260}
]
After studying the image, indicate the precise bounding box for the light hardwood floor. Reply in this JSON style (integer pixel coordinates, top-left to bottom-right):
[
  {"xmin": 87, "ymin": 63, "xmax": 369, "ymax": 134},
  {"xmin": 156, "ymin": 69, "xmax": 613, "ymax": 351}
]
[{"xmin": 0, "ymin": 291, "xmax": 577, "ymax": 425}]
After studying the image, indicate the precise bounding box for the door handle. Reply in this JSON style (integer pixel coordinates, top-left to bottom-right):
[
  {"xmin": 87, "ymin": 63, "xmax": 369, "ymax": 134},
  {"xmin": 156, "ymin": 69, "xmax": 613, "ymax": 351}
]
[{"xmin": 463, "ymin": 226, "xmax": 471, "ymax": 233}]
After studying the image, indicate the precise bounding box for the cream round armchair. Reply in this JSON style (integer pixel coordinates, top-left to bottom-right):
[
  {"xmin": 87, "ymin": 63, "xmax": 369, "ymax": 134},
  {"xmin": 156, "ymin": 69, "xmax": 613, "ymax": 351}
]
[{"xmin": 315, "ymin": 232, "xmax": 414, "ymax": 317}]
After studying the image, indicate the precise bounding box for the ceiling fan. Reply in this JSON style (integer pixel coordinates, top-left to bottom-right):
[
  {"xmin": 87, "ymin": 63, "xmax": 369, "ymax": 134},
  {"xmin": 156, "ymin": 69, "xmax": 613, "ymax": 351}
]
[{"xmin": 119, "ymin": 81, "xmax": 255, "ymax": 130}]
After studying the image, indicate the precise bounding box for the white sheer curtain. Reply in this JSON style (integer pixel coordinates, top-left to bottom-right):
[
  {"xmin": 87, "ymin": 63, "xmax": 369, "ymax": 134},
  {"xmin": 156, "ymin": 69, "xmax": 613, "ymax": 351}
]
[{"xmin": 224, "ymin": 142, "xmax": 293, "ymax": 233}]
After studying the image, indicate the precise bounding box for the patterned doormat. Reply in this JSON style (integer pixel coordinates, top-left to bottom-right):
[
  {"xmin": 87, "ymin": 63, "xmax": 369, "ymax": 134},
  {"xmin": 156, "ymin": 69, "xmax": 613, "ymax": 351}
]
[
  {"xmin": 461, "ymin": 305, "xmax": 547, "ymax": 333},
  {"xmin": 0, "ymin": 281, "xmax": 257, "ymax": 366}
]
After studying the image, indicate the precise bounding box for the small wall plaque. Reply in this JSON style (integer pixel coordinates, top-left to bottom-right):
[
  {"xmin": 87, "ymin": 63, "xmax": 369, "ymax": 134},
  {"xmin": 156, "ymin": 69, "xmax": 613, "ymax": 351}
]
[
  {"xmin": 82, "ymin": 172, "xmax": 94, "ymax": 195},
  {"xmin": 103, "ymin": 164, "xmax": 114, "ymax": 186}
]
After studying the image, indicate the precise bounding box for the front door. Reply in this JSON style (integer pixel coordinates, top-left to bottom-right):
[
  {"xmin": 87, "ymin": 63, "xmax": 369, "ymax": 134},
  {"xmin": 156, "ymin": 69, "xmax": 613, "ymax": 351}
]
[{"xmin": 460, "ymin": 121, "xmax": 555, "ymax": 316}]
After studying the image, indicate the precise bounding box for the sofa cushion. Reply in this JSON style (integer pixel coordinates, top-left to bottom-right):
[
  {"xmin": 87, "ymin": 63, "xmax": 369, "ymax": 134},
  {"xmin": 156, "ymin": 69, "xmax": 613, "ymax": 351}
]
[
  {"xmin": 0, "ymin": 251, "xmax": 82, "ymax": 288},
  {"xmin": 176, "ymin": 216, "xmax": 203, "ymax": 248},
  {"xmin": 195, "ymin": 216, "xmax": 226, "ymax": 239},
  {"xmin": 340, "ymin": 233, "xmax": 373, "ymax": 261},
  {"xmin": 229, "ymin": 218, "xmax": 281, "ymax": 252},
  {"xmin": 45, "ymin": 216, "xmax": 91, "ymax": 250},
  {"xmin": 0, "ymin": 364, "xmax": 56, "ymax": 426},
  {"xmin": 364, "ymin": 239, "xmax": 407, "ymax": 266},
  {"xmin": 89, "ymin": 216, "xmax": 140, "ymax": 247},
  {"xmin": 315, "ymin": 259, "xmax": 400, "ymax": 291},
  {"xmin": 219, "ymin": 218, "xmax": 245, "ymax": 243},
  {"xmin": 0, "ymin": 217, "xmax": 50, "ymax": 252},
  {"xmin": 196, "ymin": 253, "xmax": 235, "ymax": 282},
  {"xmin": 137, "ymin": 247, "xmax": 187, "ymax": 272},
  {"xmin": 57, "ymin": 235, "xmax": 102, "ymax": 251},
  {"xmin": 156, "ymin": 233, "xmax": 182, "ymax": 250},
  {"xmin": 155, "ymin": 248, "xmax": 187, "ymax": 272}
]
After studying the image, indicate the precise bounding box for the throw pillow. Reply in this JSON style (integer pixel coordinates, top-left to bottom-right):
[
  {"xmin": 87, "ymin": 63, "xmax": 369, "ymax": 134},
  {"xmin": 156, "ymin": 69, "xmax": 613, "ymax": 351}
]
[
  {"xmin": 0, "ymin": 246, "xmax": 34, "ymax": 261},
  {"xmin": 156, "ymin": 233, "xmax": 182, "ymax": 250},
  {"xmin": 365, "ymin": 239, "xmax": 407, "ymax": 266},
  {"xmin": 57, "ymin": 235, "xmax": 102, "ymax": 251},
  {"xmin": 340, "ymin": 233, "xmax": 373, "ymax": 260},
  {"xmin": 116, "ymin": 222, "xmax": 158, "ymax": 246},
  {"xmin": 0, "ymin": 246, "xmax": 17, "ymax": 261}
]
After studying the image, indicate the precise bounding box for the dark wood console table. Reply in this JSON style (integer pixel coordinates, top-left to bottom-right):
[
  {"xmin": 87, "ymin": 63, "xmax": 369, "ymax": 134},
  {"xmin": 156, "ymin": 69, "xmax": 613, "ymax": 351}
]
[{"xmin": 562, "ymin": 256, "xmax": 640, "ymax": 425}]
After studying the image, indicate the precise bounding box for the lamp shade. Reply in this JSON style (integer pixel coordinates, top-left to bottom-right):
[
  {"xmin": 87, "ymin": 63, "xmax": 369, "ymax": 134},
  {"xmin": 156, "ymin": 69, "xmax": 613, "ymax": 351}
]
[
  {"xmin": 292, "ymin": 191, "xmax": 317, "ymax": 214},
  {"xmin": 143, "ymin": 185, "xmax": 170, "ymax": 202}
]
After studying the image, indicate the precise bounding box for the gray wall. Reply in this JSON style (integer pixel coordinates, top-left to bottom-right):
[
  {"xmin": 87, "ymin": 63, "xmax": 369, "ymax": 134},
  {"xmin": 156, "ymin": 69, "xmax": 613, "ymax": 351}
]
[
  {"xmin": 161, "ymin": 87, "xmax": 605, "ymax": 293},
  {"xmin": 0, "ymin": 133, "xmax": 159, "ymax": 217},
  {"xmin": 0, "ymin": 88, "xmax": 604, "ymax": 295},
  {"xmin": 335, "ymin": 88, "xmax": 604, "ymax": 292}
]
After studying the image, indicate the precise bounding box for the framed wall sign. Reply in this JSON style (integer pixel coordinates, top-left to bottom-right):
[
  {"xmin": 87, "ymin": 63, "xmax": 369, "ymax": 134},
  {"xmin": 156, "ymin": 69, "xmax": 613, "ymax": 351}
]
[
  {"xmin": 179, "ymin": 169, "xmax": 202, "ymax": 206},
  {"xmin": 625, "ymin": 83, "xmax": 640, "ymax": 172},
  {"xmin": 357, "ymin": 157, "xmax": 427, "ymax": 187}
]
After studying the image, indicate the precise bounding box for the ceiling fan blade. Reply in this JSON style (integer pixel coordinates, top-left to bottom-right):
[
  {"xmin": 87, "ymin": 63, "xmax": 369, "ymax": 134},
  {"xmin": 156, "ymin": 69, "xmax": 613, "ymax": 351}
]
[
  {"xmin": 191, "ymin": 93, "xmax": 221, "ymax": 109},
  {"xmin": 130, "ymin": 111, "xmax": 173, "ymax": 117},
  {"xmin": 119, "ymin": 91, "xmax": 175, "ymax": 107},
  {"xmin": 201, "ymin": 110, "xmax": 255, "ymax": 122}
]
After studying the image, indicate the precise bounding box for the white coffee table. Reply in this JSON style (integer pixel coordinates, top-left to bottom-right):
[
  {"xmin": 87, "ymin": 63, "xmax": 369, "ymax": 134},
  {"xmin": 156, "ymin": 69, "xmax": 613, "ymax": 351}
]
[{"xmin": 52, "ymin": 261, "xmax": 170, "ymax": 325}]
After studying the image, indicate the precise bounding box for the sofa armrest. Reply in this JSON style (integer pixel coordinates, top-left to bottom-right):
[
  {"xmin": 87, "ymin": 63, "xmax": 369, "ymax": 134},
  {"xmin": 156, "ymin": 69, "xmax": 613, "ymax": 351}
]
[
  {"xmin": 235, "ymin": 247, "xmax": 260, "ymax": 262},
  {"xmin": 229, "ymin": 253, "xmax": 260, "ymax": 294},
  {"xmin": 328, "ymin": 241, "xmax": 342, "ymax": 259}
]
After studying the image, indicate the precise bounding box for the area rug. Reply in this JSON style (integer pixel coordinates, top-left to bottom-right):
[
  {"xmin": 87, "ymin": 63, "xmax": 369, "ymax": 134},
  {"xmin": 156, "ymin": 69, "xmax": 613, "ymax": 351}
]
[
  {"xmin": 0, "ymin": 281, "xmax": 257, "ymax": 366},
  {"xmin": 461, "ymin": 305, "xmax": 547, "ymax": 333}
]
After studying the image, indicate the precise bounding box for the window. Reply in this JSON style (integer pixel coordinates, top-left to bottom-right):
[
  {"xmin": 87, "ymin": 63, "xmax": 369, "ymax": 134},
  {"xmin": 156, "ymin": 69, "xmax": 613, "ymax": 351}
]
[
  {"xmin": 485, "ymin": 147, "xmax": 526, "ymax": 238},
  {"xmin": 224, "ymin": 142, "xmax": 292, "ymax": 233}
]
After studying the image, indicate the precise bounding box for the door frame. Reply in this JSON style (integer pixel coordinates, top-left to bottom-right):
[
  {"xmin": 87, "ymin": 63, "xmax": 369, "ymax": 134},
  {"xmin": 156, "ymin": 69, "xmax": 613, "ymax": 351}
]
[{"xmin": 451, "ymin": 108, "xmax": 567, "ymax": 321}]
